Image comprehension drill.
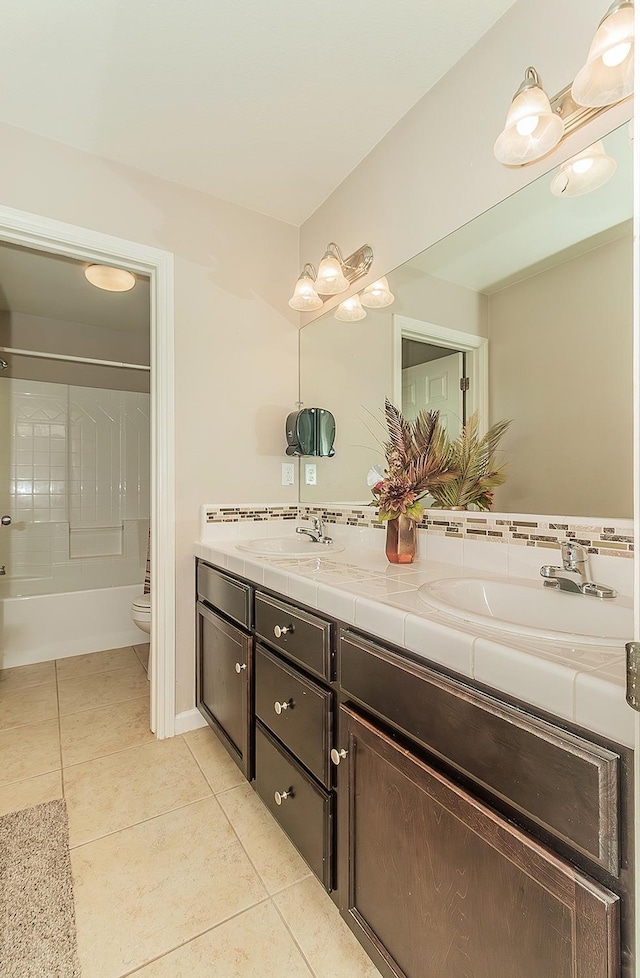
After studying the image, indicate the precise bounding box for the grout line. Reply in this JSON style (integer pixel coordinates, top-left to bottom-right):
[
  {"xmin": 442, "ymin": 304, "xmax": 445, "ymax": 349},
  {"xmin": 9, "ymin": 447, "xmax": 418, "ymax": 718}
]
[
  {"xmin": 1, "ymin": 766, "xmax": 62, "ymax": 791},
  {"xmin": 68, "ymin": 792, "xmax": 215, "ymax": 851},
  {"xmin": 55, "ymin": 659, "xmax": 64, "ymax": 799},
  {"xmin": 118, "ymin": 897, "xmax": 273, "ymax": 977},
  {"xmin": 269, "ymin": 891, "xmax": 320, "ymax": 978},
  {"xmin": 58, "ymin": 688, "xmax": 149, "ymax": 721},
  {"xmin": 57, "ymin": 659, "xmax": 147, "ymax": 686},
  {"xmin": 181, "ymin": 732, "xmax": 246, "ymax": 796}
]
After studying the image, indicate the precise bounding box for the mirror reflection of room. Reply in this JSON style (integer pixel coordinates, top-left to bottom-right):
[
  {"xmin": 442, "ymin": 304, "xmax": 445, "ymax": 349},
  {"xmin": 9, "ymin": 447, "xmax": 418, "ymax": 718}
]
[{"xmin": 299, "ymin": 122, "xmax": 632, "ymax": 518}]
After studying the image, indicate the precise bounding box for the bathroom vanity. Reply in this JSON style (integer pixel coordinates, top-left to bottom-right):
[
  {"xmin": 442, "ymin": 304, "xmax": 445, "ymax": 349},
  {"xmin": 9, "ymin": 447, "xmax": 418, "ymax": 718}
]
[{"xmin": 195, "ymin": 547, "xmax": 634, "ymax": 978}]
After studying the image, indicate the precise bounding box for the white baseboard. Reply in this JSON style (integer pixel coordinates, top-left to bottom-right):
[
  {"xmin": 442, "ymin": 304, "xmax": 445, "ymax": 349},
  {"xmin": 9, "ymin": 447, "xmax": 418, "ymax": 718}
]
[{"xmin": 174, "ymin": 708, "xmax": 208, "ymax": 735}]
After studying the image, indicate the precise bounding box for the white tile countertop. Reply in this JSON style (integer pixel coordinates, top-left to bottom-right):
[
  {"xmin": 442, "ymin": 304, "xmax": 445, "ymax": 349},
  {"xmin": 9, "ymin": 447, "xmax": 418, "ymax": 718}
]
[{"xmin": 194, "ymin": 531, "xmax": 635, "ymax": 749}]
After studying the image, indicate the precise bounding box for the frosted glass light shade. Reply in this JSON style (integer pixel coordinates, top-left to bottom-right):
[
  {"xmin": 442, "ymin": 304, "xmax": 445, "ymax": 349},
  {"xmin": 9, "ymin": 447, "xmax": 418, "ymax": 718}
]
[
  {"xmin": 550, "ymin": 141, "xmax": 617, "ymax": 197},
  {"xmin": 289, "ymin": 269, "xmax": 323, "ymax": 311},
  {"xmin": 314, "ymin": 250, "xmax": 350, "ymax": 294},
  {"xmin": 335, "ymin": 295, "xmax": 367, "ymax": 322},
  {"xmin": 85, "ymin": 264, "xmax": 136, "ymax": 292},
  {"xmin": 494, "ymin": 82, "xmax": 564, "ymax": 165},
  {"xmin": 360, "ymin": 276, "xmax": 395, "ymax": 308},
  {"xmin": 572, "ymin": 3, "xmax": 634, "ymax": 107}
]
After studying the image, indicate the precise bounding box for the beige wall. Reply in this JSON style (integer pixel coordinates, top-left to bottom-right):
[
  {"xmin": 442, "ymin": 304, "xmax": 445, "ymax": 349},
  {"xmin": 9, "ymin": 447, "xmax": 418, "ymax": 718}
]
[
  {"xmin": 0, "ymin": 122, "xmax": 299, "ymax": 714},
  {"xmin": 0, "ymin": 312, "xmax": 150, "ymax": 392},
  {"xmin": 489, "ymin": 233, "xmax": 633, "ymax": 517},
  {"xmin": 299, "ymin": 0, "xmax": 632, "ymax": 325}
]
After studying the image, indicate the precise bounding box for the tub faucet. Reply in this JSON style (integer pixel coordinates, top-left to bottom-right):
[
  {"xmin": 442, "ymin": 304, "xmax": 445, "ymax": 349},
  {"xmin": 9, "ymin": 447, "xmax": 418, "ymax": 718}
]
[
  {"xmin": 296, "ymin": 516, "xmax": 332, "ymax": 545},
  {"xmin": 540, "ymin": 542, "xmax": 616, "ymax": 598}
]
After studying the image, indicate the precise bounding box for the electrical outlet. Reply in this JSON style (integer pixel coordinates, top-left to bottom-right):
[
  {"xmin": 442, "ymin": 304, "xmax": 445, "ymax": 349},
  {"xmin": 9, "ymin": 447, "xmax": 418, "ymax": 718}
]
[
  {"xmin": 305, "ymin": 463, "xmax": 317, "ymax": 486},
  {"xmin": 281, "ymin": 462, "xmax": 295, "ymax": 486}
]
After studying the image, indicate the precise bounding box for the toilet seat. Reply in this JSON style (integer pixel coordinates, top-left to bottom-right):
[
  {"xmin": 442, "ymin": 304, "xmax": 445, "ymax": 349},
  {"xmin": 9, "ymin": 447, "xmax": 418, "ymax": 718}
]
[{"xmin": 132, "ymin": 594, "xmax": 151, "ymax": 615}]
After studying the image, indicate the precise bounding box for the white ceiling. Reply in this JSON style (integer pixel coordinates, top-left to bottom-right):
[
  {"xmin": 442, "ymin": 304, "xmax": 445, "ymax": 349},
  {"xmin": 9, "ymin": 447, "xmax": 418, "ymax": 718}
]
[
  {"xmin": 1, "ymin": 0, "xmax": 518, "ymax": 226},
  {"xmin": 0, "ymin": 244, "xmax": 150, "ymax": 332}
]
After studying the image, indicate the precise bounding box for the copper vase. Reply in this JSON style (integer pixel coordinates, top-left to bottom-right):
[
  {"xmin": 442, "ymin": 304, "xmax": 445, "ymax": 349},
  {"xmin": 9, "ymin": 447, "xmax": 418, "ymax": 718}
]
[{"xmin": 385, "ymin": 515, "xmax": 416, "ymax": 564}]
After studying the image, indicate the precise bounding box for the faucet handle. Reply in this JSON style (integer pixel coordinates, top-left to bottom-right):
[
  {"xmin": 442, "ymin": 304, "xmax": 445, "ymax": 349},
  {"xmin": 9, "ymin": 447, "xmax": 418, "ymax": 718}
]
[{"xmin": 561, "ymin": 540, "xmax": 586, "ymax": 570}]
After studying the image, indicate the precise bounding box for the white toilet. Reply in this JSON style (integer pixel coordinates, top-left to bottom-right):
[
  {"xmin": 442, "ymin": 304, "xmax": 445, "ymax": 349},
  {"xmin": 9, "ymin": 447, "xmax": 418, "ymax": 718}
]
[{"xmin": 131, "ymin": 593, "xmax": 151, "ymax": 635}]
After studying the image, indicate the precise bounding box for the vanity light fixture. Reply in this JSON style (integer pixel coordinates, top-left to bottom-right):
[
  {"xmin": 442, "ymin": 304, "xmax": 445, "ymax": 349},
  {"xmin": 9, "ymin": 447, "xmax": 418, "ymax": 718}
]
[
  {"xmin": 494, "ymin": 67, "xmax": 564, "ymax": 165},
  {"xmin": 360, "ymin": 276, "xmax": 395, "ymax": 309},
  {"xmin": 550, "ymin": 140, "xmax": 617, "ymax": 196},
  {"xmin": 572, "ymin": 0, "xmax": 634, "ymax": 107},
  {"xmin": 288, "ymin": 264, "xmax": 323, "ymax": 311},
  {"xmin": 334, "ymin": 294, "xmax": 367, "ymax": 322},
  {"xmin": 84, "ymin": 264, "xmax": 136, "ymax": 292},
  {"xmin": 289, "ymin": 242, "xmax": 374, "ymax": 311}
]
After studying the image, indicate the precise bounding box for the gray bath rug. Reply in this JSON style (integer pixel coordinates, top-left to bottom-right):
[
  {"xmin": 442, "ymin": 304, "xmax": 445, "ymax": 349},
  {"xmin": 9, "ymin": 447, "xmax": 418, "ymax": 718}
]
[{"xmin": 0, "ymin": 798, "xmax": 81, "ymax": 977}]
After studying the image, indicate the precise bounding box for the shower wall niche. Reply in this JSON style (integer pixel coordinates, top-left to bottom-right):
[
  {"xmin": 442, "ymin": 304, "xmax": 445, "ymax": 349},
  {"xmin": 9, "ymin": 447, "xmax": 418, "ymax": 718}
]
[{"xmin": 0, "ymin": 377, "xmax": 150, "ymax": 596}]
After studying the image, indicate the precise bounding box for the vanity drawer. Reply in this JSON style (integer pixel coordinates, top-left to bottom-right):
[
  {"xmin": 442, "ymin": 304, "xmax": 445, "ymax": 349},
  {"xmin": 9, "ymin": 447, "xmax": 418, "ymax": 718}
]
[
  {"xmin": 255, "ymin": 593, "xmax": 331, "ymax": 681},
  {"xmin": 254, "ymin": 722, "xmax": 333, "ymax": 889},
  {"xmin": 339, "ymin": 629, "xmax": 620, "ymax": 877},
  {"xmin": 197, "ymin": 562, "xmax": 252, "ymax": 629},
  {"xmin": 255, "ymin": 644, "xmax": 332, "ymax": 787}
]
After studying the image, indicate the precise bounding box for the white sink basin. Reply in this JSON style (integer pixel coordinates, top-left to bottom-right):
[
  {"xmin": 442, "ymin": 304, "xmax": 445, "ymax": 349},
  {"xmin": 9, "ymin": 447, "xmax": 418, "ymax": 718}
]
[
  {"xmin": 236, "ymin": 537, "xmax": 344, "ymax": 557},
  {"xmin": 418, "ymin": 577, "xmax": 632, "ymax": 648}
]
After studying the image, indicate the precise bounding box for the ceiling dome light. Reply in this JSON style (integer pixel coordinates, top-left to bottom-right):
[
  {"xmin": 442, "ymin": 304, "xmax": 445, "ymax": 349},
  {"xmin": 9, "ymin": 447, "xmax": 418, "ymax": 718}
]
[
  {"xmin": 572, "ymin": 1, "xmax": 634, "ymax": 107},
  {"xmin": 314, "ymin": 244, "xmax": 350, "ymax": 295},
  {"xmin": 85, "ymin": 264, "xmax": 136, "ymax": 292},
  {"xmin": 288, "ymin": 265, "xmax": 323, "ymax": 311},
  {"xmin": 335, "ymin": 295, "xmax": 367, "ymax": 322},
  {"xmin": 494, "ymin": 67, "xmax": 564, "ymax": 166},
  {"xmin": 550, "ymin": 141, "xmax": 617, "ymax": 197},
  {"xmin": 360, "ymin": 276, "xmax": 395, "ymax": 308}
]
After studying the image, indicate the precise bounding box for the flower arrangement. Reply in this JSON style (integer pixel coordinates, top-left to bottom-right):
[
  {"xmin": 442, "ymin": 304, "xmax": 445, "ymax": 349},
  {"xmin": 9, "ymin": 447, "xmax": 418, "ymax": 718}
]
[
  {"xmin": 371, "ymin": 398, "xmax": 457, "ymax": 522},
  {"xmin": 429, "ymin": 411, "xmax": 511, "ymax": 512}
]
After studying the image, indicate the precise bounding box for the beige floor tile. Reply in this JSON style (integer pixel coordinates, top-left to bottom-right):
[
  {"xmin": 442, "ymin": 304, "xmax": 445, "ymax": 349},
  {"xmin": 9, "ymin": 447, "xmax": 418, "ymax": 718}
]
[
  {"xmin": 0, "ymin": 683, "xmax": 59, "ymax": 731},
  {"xmin": 71, "ymin": 797, "xmax": 267, "ymax": 978},
  {"xmin": 134, "ymin": 643, "xmax": 150, "ymax": 672},
  {"xmin": 133, "ymin": 901, "xmax": 313, "ymax": 978},
  {"xmin": 0, "ymin": 771, "xmax": 63, "ymax": 817},
  {"xmin": 0, "ymin": 718, "xmax": 61, "ymax": 786},
  {"xmin": 60, "ymin": 696, "xmax": 153, "ymax": 766},
  {"xmin": 58, "ymin": 665, "xmax": 148, "ymax": 716},
  {"xmin": 0, "ymin": 659, "xmax": 56, "ymax": 692},
  {"xmin": 274, "ymin": 877, "xmax": 383, "ymax": 978},
  {"xmin": 65, "ymin": 737, "xmax": 212, "ymax": 846},
  {"xmin": 218, "ymin": 782, "xmax": 311, "ymax": 894},
  {"xmin": 56, "ymin": 646, "xmax": 139, "ymax": 681},
  {"xmin": 184, "ymin": 725, "xmax": 246, "ymax": 793}
]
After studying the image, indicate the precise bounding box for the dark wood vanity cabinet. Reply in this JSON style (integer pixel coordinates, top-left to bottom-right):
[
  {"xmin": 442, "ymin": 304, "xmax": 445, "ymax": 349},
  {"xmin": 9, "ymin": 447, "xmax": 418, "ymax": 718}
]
[
  {"xmin": 195, "ymin": 560, "xmax": 631, "ymax": 977},
  {"xmin": 337, "ymin": 705, "xmax": 619, "ymax": 978},
  {"xmin": 196, "ymin": 564, "xmax": 253, "ymax": 779}
]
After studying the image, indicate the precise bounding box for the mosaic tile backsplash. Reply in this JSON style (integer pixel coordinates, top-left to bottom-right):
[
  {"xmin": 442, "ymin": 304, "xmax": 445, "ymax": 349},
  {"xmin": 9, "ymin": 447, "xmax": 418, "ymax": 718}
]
[{"xmin": 204, "ymin": 503, "xmax": 634, "ymax": 559}]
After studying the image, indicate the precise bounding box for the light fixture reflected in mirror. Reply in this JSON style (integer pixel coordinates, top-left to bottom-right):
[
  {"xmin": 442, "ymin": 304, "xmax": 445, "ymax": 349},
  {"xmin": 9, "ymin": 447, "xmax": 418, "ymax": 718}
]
[
  {"xmin": 85, "ymin": 264, "xmax": 136, "ymax": 292},
  {"xmin": 288, "ymin": 264, "xmax": 323, "ymax": 311},
  {"xmin": 360, "ymin": 276, "xmax": 395, "ymax": 308},
  {"xmin": 550, "ymin": 140, "xmax": 617, "ymax": 196},
  {"xmin": 335, "ymin": 294, "xmax": 367, "ymax": 322},
  {"xmin": 572, "ymin": 0, "xmax": 634, "ymax": 107},
  {"xmin": 314, "ymin": 244, "xmax": 350, "ymax": 295},
  {"xmin": 494, "ymin": 67, "xmax": 564, "ymax": 166}
]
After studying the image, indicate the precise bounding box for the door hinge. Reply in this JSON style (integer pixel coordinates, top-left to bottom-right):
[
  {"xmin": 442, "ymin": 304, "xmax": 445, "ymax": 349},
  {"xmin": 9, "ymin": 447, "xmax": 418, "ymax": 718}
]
[
  {"xmin": 625, "ymin": 642, "xmax": 640, "ymax": 711},
  {"xmin": 460, "ymin": 377, "xmax": 470, "ymax": 392}
]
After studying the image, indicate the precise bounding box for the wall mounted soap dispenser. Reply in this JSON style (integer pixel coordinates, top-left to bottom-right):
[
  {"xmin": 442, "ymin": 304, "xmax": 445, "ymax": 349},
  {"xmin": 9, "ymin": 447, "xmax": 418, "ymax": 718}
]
[{"xmin": 285, "ymin": 408, "xmax": 335, "ymax": 457}]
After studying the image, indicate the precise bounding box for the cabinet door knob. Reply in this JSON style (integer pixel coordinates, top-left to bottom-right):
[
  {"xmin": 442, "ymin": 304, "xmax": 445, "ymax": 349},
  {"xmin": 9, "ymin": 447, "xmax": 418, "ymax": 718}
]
[
  {"xmin": 274, "ymin": 700, "xmax": 290, "ymax": 715},
  {"xmin": 274, "ymin": 789, "xmax": 292, "ymax": 805},
  {"xmin": 235, "ymin": 662, "xmax": 247, "ymax": 673},
  {"xmin": 331, "ymin": 748, "xmax": 348, "ymax": 766},
  {"xmin": 274, "ymin": 624, "xmax": 294, "ymax": 638},
  {"xmin": 1, "ymin": 515, "xmax": 12, "ymax": 526}
]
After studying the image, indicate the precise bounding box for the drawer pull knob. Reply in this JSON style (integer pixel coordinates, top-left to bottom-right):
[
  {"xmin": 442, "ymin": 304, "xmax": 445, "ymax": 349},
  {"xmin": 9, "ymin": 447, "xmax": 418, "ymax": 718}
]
[
  {"xmin": 234, "ymin": 662, "xmax": 247, "ymax": 673},
  {"xmin": 274, "ymin": 700, "xmax": 290, "ymax": 715},
  {"xmin": 331, "ymin": 748, "xmax": 348, "ymax": 766},
  {"xmin": 274, "ymin": 624, "xmax": 294, "ymax": 638},
  {"xmin": 274, "ymin": 789, "xmax": 292, "ymax": 805}
]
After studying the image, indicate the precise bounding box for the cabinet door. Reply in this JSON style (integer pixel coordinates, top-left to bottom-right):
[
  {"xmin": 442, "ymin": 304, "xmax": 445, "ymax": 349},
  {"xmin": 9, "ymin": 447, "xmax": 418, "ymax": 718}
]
[
  {"xmin": 337, "ymin": 706, "xmax": 619, "ymax": 978},
  {"xmin": 196, "ymin": 601, "xmax": 253, "ymax": 779}
]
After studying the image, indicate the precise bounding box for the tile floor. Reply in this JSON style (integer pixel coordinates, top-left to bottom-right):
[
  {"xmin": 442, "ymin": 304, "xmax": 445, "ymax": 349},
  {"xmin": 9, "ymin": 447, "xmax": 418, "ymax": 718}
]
[{"xmin": 0, "ymin": 646, "xmax": 382, "ymax": 978}]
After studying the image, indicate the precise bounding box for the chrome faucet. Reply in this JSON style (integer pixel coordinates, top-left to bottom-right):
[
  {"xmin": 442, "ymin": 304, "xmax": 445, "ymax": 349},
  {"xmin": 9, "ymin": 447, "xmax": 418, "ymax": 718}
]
[
  {"xmin": 540, "ymin": 541, "xmax": 616, "ymax": 598},
  {"xmin": 296, "ymin": 516, "xmax": 332, "ymax": 545}
]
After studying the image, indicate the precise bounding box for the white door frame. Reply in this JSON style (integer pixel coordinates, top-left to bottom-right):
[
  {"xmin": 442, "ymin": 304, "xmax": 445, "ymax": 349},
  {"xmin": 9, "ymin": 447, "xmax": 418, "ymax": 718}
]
[
  {"xmin": 0, "ymin": 203, "xmax": 176, "ymax": 739},
  {"xmin": 392, "ymin": 314, "xmax": 488, "ymax": 428}
]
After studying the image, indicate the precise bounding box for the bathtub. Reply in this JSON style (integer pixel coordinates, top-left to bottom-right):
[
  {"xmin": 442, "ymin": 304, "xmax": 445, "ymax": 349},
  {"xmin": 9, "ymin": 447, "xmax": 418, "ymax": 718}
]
[{"xmin": 0, "ymin": 584, "xmax": 145, "ymax": 668}]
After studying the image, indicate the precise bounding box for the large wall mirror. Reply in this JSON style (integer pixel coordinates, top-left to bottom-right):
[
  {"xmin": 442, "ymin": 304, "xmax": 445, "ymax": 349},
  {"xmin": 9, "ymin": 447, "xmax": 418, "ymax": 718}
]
[{"xmin": 299, "ymin": 122, "xmax": 633, "ymax": 518}]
